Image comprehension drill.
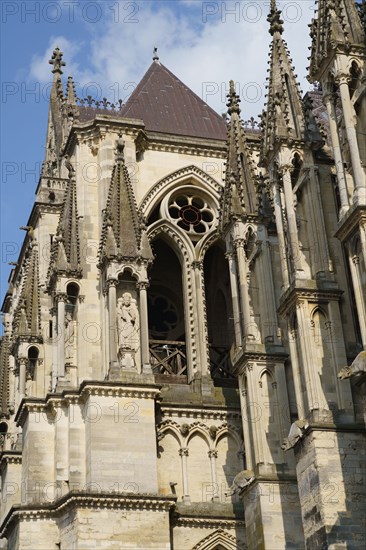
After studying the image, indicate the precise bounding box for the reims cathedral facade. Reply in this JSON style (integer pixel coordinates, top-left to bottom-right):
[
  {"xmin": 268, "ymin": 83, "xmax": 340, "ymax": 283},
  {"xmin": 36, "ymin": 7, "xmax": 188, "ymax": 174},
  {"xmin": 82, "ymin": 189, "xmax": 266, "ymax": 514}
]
[{"xmin": 0, "ymin": 1, "xmax": 365, "ymax": 548}]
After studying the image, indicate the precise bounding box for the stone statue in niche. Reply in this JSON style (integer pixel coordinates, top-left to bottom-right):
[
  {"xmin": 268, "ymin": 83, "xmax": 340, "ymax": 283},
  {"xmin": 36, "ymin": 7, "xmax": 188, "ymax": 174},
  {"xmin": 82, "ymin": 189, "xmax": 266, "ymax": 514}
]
[
  {"xmin": 64, "ymin": 310, "xmax": 75, "ymax": 365},
  {"xmin": 117, "ymin": 292, "xmax": 140, "ymax": 370}
]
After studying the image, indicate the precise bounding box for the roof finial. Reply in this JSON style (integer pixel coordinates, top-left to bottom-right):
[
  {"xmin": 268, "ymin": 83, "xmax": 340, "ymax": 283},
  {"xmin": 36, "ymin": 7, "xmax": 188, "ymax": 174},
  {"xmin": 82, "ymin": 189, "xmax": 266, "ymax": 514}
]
[
  {"xmin": 267, "ymin": 0, "xmax": 284, "ymax": 35},
  {"xmin": 49, "ymin": 47, "xmax": 66, "ymax": 75},
  {"xmin": 227, "ymin": 80, "xmax": 241, "ymax": 116},
  {"xmin": 153, "ymin": 46, "xmax": 159, "ymax": 62}
]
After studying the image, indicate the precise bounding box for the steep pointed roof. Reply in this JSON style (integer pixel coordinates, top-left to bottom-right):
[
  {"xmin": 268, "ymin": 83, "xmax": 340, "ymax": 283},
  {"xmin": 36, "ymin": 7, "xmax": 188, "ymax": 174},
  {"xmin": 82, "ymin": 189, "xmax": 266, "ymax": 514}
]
[
  {"xmin": 48, "ymin": 165, "xmax": 81, "ymax": 281},
  {"xmin": 261, "ymin": 1, "xmax": 305, "ymax": 158},
  {"xmin": 120, "ymin": 60, "xmax": 227, "ymax": 140},
  {"xmin": 13, "ymin": 243, "xmax": 41, "ymax": 338},
  {"xmin": 309, "ymin": 0, "xmax": 365, "ymax": 80},
  {"xmin": 99, "ymin": 138, "xmax": 152, "ymax": 264},
  {"xmin": 220, "ymin": 81, "xmax": 259, "ymax": 230}
]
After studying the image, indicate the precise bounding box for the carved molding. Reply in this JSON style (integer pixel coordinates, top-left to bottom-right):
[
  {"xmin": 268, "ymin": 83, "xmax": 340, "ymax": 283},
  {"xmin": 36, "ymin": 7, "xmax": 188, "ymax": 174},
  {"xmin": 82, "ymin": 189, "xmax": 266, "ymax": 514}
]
[
  {"xmin": 139, "ymin": 165, "xmax": 222, "ymax": 217},
  {"xmin": 1, "ymin": 493, "xmax": 176, "ymax": 537}
]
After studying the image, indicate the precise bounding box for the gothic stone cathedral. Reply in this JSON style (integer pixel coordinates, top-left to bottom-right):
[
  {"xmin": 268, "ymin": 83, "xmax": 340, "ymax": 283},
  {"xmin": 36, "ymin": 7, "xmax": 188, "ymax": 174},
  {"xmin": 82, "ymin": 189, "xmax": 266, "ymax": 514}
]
[{"xmin": 0, "ymin": 1, "xmax": 365, "ymax": 549}]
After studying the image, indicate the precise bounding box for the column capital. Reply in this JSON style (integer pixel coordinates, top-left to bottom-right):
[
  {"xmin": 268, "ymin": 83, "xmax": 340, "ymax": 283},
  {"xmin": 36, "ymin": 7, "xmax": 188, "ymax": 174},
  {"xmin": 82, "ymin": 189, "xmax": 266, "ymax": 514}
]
[
  {"xmin": 208, "ymin": 449, "xmax": 218, "ymax": 459},
  {"xmin": 191, "ymin": 260, "xmax": 203, "ymax": 270},
  {"xmin": 278, "ymin": 163, "xmax": 294, "ymax": 176},
  {"xmin": 335, "ymin": 73, "xmax": 350, "ymax": 86},
  {"xmin": 233, "ymin": 238, "xmax": 246, "ymax": 250},
  {"xmin": 136, "ymin": 281, "xmax": 150, "ymax": 291},
  {"xmin": 106, "ymin": 278, "xmax": 118, "ymax": 289},
  {"xmin": 55, "ymin": 293, "xmax": 68, "ymax": 303}
]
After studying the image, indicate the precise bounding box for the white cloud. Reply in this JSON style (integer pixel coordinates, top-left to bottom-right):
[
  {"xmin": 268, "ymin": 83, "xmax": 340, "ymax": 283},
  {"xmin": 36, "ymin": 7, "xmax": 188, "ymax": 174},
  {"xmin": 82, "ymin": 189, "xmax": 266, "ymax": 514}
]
[
  {"xmin": 29, "ymin": 36, "xmax": 82, "ymax": 83},
  {"xmin": 28, "ymin": 0, "xmax": 315, "ymax": 119}
]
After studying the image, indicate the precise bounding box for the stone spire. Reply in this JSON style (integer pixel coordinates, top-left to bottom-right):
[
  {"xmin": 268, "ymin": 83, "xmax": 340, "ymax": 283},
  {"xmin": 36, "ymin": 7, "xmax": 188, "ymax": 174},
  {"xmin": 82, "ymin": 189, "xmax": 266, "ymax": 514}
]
[
  {"xmin": 267, "ymin": 0, "xmax": 284, "ymax": 35},
  {"xmin": 261, "ymin": 0, "xmax": 305, "ymax": 158},
  {"xmin": 44, "ymin": 47, "xmax": 66, "ymax": 177},
  {"xmin": 99, "ymin": 137, "xmax": 152, "ymax": 264},
  {"xmin": 48, "ymin": 160, "xmax": 81, "ymax": 282},
  {"xmin": 13, "ymin": 243, "xmax": 41, "ymax": 338},
  {"xmin": 309, "ymin": 0, "xmax": 365, "ymax": 81},
  {"xmin": 66, "ymin": 75, "xmax": 77, "ymax": 105},
  {"xmin": 220, "ymin": 81, "xmax": 259, "ymax": 231}
]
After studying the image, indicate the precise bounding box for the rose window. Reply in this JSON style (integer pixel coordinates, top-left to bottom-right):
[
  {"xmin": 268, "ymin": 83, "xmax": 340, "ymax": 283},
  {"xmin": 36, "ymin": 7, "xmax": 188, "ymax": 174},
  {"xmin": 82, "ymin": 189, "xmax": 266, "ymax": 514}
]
[{"xmin": 168, "ymin": 194, "xmax": 215, "ymax": 236}]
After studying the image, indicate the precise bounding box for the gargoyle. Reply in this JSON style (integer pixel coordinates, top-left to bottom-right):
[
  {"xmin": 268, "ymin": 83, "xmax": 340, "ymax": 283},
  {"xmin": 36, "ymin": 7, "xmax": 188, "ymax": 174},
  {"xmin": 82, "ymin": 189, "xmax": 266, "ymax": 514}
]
[
  {"xmin": 281, "ymin": 419, "xmax": 308, "ymax": 451},
  {"xmin": 225, "ymin": 470, "xmax": 254, "ymax": 496},
  {"xmin": 338, "ymin": 351, "xmax": 366, "ymax": 380}
]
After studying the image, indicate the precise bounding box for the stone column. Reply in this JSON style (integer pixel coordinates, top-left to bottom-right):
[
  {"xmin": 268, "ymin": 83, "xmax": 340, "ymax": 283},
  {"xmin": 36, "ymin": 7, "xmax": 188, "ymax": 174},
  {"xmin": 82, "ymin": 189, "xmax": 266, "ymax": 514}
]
[
  {"xmin": 360, "ymin": 221, "xmax": 366, "ymax": 277},
  {"xmin": 287, "ymin": 325, "xmax": 306, "ymax": 419},
  {"xmin": 256, "ymin": 236, "xmax": 279, "ymax": 343},
  {"xmin": 272, "ymin": 181, "xmax": 289, "ymax": 288},
  {"xmin": 192, "ymin": 261, "xmax": 210, "ymax": 375},
  {"xmin": 280, "ymin": 165, "xmax": 302, "ymax": 275},
  {"xmin": 337, "ymin": 74, "xmax": 366, "ymax": 203},
  {"xmin": 107, "ymin": 279, "xmax": 118, "ymax": 366},
  {"xmin": 56, "ymin": 293, "xmax": 67, "ymax": 378},
  {"xmin": 245, "ymin": 363, "xmax": 263, "ymax": 464},
  {"xmin": 208, "ymin": 450, "xmax": 219, "ymax": 501},
  {"xmin": 137, "ymin": 281, "xmax": 151, "ymax": 373},
  {"xmin": 295, "ymin": 299, "xmax": 323, "ymax": 412},
  {"xmin": 239, "ymin": 383, "xmax": 254, "ymax": 471},
  {"xmin": 225, "ymin": 251, "xmax": 243, "ymax": 347},
  {"xmin": 8, "ymin": 355, "xmax": 15, "ymax": 413},
  {"xmin": 323, "ymin": 89, "xmax": 349, "ymax": 215},
  {"xmin": 307, "ymin": 166, "xmax": 332, "ymax": 274},
  {"xmin": 51, "ymin": 307, "xmax": 57, "ymax": 390},
  {"xmin": 18, "ymin": 357, "xmax": 27, "ymax": 400},
  {"xmin": 348, "ymin": 253, "xmax": 366, "ymax": 346},
  {"xmin": 179, "ymin": 447, "xmax": 190, "ymax": 503},
  {"xmin": 234, "ymin": 239, "xmax": 252, "ymax": 341},
  {"xmin": 102, "ymin": 288, "xmax": 109, "ymax": 377}
]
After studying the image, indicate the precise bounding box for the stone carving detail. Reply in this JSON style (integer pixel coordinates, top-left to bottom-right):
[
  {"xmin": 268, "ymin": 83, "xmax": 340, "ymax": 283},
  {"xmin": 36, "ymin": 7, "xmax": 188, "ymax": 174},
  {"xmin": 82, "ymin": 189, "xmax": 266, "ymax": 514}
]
[
  {"xmin": 281, "ymin": 419, "xmax": 309, "ymax": 451},
  {"xmin": 117, "ymin": 293, "xmax": 140, "ymax": 369},
  {"xmin": 338, "ymin": 351, "xmax": 366, "ymax": 380},
  {"xmin": 225, "ymin": 470, "xmax": 255, "ymax": 496}
]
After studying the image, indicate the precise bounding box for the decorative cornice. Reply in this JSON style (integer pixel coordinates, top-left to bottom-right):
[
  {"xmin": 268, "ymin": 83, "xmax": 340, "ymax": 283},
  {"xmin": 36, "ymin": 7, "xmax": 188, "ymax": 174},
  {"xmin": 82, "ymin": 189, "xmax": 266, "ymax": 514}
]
[
  {"xmin": 0, "ymin": 452, "xmax": 22, "ymax": 471},
  {"xmin": 278, "ymin": 285, "xmax": 343, "ymax": 317},
  {"xmin": 15, "ymin": 382, "xmax": 161, "ymax": 427},
  {"xmin": 334, "ymin": 204, "xmax": 366, "ymax": 242},
  {"xmin": 160, "ymin": 406, "xmax": 241, "ymax": 421},
  {"xmin": 174, "ymin": 516, "xmax": 245, "ymax": 528},
  {"xmin": 1, "ymin": 492, "xmax": 176, "ymax": 537}
]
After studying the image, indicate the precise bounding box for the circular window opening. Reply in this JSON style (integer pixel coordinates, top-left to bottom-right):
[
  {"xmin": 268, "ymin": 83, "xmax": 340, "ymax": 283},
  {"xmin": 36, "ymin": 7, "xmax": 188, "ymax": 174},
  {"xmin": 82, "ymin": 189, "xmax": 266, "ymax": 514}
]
[{"xmin": 168, "ymin": 193, "xmax": 215, "ymax": 238}]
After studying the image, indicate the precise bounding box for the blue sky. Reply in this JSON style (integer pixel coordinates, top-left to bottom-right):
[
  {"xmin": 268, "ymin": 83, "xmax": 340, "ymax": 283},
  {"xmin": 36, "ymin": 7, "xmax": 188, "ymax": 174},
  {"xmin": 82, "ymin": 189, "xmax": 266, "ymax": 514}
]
[{"xmin": 1, "ymin": 0, "xmax": 317, "ymax": 303}]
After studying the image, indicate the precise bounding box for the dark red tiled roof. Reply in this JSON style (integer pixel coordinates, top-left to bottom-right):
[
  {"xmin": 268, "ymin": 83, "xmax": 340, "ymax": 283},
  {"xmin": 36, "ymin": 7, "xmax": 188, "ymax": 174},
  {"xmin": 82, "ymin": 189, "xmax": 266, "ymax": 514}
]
[{"xmin": 119, "ymin": 61, "xmax": 228, "ymax": 141}]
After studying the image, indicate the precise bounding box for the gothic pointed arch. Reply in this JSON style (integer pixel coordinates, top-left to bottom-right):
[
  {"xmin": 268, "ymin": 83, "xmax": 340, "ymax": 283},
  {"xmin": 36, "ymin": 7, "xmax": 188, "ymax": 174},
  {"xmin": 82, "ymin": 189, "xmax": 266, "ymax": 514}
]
[
  {"xmin": 140, "ymin": 165, "xmax": 222, "ymax": 220},
  {"xmin": 192, "ymin": 528, "xmax": 247, "ymax": 550}
]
